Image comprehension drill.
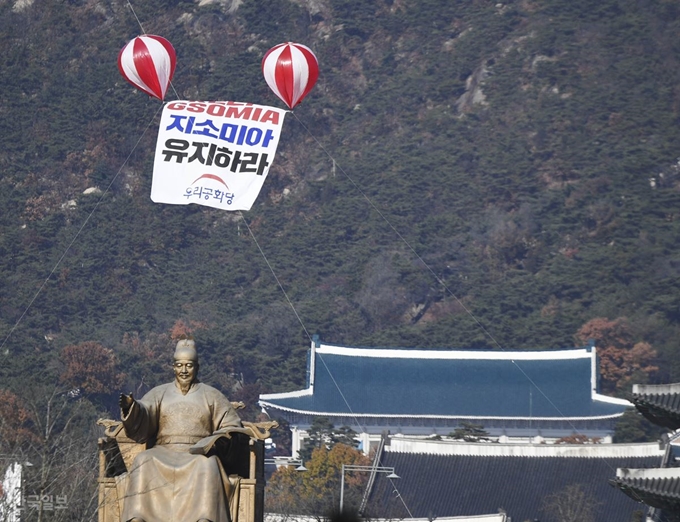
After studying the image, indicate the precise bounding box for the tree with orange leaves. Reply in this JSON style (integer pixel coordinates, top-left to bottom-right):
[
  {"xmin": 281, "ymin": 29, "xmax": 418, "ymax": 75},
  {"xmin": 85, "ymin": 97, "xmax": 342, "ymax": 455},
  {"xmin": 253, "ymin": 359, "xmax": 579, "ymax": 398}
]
[
  {"xmin": 576, "ymin": 317, "xmax": 658, "ymax": 395},
  {"xmin": 60, "ymin": 341, "xmax": 124, "ymax": 395},
  {"xmin": 170, "ymin": 319, "xmax": 208, "ymax": 341},
  {"xmin": 266, "ymin": 443, "xmax": 371, "ymax": 517},
  {"xmin": 554, "ymin": 434, "xmax": 601, "ymax": 444},
  {"xmin": 0, "ymin": 389, "xmax": 38, "ymax": 451}
]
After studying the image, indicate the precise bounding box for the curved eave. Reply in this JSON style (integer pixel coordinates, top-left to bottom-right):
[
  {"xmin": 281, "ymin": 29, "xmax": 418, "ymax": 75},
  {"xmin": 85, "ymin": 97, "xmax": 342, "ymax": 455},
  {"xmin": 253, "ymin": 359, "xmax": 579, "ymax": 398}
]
[
  {"xmin": 258, "ymin": 401, "xmax": 626, "ymax": 421},
  {"xmin": 611, "ymin": 479, "xmax": 680, "ymax": 511},
  {"xmin": 633, "ymin": 401, "xmax": 680, "ymax": 430},
  {"xmin": 259, "ymin": 388, "xmax": 313, "ymax": 400},
  {"xmin": 593, "ymin": 393, "xmax": 633, "ymax": 407}
]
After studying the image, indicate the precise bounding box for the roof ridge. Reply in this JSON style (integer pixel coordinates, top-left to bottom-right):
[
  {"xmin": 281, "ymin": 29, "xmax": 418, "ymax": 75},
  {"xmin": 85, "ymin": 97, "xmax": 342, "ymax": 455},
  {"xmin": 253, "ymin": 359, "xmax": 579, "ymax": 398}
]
[
  {"xmin": 316, "ymin": 343, "xmax": 593, "ymax": 360},
  {"xmin": 386, "ymin": 438, "xmax": 664, "ymax": 458}
]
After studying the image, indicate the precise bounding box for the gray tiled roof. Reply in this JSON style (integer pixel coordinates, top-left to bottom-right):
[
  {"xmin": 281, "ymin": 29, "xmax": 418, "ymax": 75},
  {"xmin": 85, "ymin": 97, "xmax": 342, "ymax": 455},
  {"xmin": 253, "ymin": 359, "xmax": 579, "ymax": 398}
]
[
  {"xmin": 611, "ymin": 467, "xmax": 680, "ymax": 518},
  {"xmin": 632, "ymin": 384, "xmax": 680, "ymax": 430},
  {"xmin": 363, "ymin": 444, "xmax": 660, "ymax": 521}
]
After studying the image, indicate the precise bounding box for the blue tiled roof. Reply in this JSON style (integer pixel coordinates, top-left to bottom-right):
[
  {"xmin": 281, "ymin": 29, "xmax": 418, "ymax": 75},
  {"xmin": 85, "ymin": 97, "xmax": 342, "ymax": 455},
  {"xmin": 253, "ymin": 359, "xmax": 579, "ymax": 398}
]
[{"xmin": 259, "ymin": 340, "xmax": 630, "ymax": 419}]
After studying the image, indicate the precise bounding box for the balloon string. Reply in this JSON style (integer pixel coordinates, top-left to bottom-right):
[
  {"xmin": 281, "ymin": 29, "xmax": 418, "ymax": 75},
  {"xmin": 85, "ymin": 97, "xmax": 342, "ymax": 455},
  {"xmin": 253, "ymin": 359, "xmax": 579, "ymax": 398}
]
[
  {"xmin": 288, "ymin": 111, "xmax": 616, "ymax": 446},
  {"xmin": 235, "ymin": 164, "xmax": 373, "ymax": 442},
  {"xmin": 289, "ymin": 110, "xmax": 638, "ymax": 510},
  {"xmin": 237, "ymin": 210, "xmax": 313, "ymax": 345},
  {"xmin": 0, "ymin": 105, "xmax": 164, "ymax": 356},
  {"xmin": 236, "ymin": 212, "xmax": 375, "ymax": 454},
  {"xmin": 236, "ymin": 206, "xmax": 364, "ymax": 429},
  {"xmin": 125, "ymin": 0, "xmax": 146, "ymax": 34},
  {"xmin": 289, "ymin": 111, "xmax": 503, "ymax": 350},
  {"xmin": 240, "ymin": 179, "xmax": 414, "ymax": 516}
]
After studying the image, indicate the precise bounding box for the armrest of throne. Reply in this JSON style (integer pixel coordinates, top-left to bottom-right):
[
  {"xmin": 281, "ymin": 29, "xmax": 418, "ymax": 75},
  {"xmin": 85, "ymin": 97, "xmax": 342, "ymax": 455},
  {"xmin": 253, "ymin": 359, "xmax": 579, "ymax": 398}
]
[
  {"xmin": 191, "ymin": 420, "xmax": 279, "ymax": 480},
  {"xmin": 96, "ymin": 419, "xmax": 144, "ymax": 478}
]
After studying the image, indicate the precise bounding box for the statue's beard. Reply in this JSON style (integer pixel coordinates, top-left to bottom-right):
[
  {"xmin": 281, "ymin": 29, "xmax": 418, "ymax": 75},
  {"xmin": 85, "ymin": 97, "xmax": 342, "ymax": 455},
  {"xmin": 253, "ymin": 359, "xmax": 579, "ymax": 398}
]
[{"xmin": 177, "ymin": 378, "xmax": 194, "ymax": 395}]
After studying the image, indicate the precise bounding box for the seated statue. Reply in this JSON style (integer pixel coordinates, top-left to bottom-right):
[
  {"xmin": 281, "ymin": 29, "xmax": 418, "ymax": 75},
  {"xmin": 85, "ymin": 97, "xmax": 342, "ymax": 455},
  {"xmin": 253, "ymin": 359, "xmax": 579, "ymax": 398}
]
[{"xmin": 117, "ymin": 339, "xmax": 243, "ymax": 522}]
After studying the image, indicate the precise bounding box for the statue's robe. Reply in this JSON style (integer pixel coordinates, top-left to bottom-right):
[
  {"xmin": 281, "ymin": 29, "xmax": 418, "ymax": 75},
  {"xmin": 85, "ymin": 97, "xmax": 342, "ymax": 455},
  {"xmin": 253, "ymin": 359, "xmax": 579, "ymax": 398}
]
[{"xmin": 117, "ymin": 382, "xmax": 242, "ymax": 522}]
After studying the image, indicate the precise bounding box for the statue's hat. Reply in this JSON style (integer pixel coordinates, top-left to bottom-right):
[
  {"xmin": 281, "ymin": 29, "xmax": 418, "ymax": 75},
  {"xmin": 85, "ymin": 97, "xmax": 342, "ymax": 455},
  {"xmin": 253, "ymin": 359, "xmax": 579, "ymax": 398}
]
[{"xmin": 174, "ymin": 339, "xmax": 198, "ymax": 361}]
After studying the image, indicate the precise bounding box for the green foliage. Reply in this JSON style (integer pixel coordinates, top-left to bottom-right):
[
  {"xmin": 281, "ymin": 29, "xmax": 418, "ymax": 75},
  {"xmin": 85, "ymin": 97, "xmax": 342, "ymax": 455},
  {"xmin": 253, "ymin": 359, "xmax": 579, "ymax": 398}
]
[
  {"xmin": 299, "ymin": 416, "xmax": 359, "ymax": 462},
  {"xmin": 2, "ymin": 5, "xmax": 680, "ymax": 520},
  {"xmin": 613, "ymin": 408, "xmax": 667, "ymax": 443},
  {"xmin": 0, "ymin": 0, "xmax": 678, "ymax": 424},
  {"xmin": 449, "ymin": 422, "xmax": 491, "ymax": 442}
]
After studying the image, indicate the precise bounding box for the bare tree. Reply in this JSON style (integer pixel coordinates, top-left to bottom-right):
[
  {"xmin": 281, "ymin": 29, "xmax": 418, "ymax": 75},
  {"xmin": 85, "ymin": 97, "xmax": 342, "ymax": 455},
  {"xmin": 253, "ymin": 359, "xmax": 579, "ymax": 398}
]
[
  {"xmin": 1, "ymin": 386, "xmax": 100, "ymax": 522},
  {"xmin": 540, "ymin": 483, "xmax": 600, "ymax": 522}
]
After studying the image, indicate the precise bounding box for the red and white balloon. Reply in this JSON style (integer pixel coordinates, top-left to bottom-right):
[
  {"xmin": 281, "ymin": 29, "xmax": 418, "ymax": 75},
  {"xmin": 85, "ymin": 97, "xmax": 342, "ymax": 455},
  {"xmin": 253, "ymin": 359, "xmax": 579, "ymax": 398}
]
[
  {"xmin": 118, "ymin": 35, "xmax": 177, "ymax": 101},
  {"xmin": 262, "ymin": 42, "xmax": 319, "ymax": 109}
]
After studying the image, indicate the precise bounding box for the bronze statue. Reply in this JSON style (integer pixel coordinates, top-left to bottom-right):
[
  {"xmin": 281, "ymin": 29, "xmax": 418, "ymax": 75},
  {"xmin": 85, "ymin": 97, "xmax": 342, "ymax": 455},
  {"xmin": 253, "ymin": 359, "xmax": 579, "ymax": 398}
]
[{"xmin": 117, "ymin": 339, "xmax": 243, "ymax": 522}]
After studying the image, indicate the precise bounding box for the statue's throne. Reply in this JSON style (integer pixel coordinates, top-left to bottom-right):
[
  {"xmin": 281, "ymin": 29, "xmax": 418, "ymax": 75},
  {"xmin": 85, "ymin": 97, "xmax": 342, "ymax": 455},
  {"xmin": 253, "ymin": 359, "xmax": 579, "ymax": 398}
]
[{"xmin": 97, "ymin": 403, "xmax": 277, "ymax": 522}]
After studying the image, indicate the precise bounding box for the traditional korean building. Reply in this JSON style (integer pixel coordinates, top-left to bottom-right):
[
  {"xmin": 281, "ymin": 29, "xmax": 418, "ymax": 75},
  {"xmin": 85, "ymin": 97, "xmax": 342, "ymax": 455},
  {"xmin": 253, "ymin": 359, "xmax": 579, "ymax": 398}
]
[
  {"xmin": 629, "ymin": 383, "xmax": 680, "ymax": 431},
  {"xmin": 611, "ymin": 383, "xmax": 680, "ymax": 522},
  {"xmin": 259, "ymin": 336, "xmax": 632, "ymax": 456},
  {"xmin": 611, "ymin": 467, "xmax": 680, "ymax": 522},
  {"xmin": 363, "ymin": 437, "xmax": 663, "ymax": 521}
]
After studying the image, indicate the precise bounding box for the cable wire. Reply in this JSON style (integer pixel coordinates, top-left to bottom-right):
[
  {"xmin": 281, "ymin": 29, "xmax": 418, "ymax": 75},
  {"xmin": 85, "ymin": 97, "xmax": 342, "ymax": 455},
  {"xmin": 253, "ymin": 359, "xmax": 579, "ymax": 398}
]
[
  {"xmin": 289, "ymin": 111, "xmax": 581, "ymax": 425},
  {"xmin": 0, "ymin": 105, "xmax": 163, "ymax": 355},
  {"xmin": 286, "ymin": 109, "xmax": 643, "ymax": 508}
]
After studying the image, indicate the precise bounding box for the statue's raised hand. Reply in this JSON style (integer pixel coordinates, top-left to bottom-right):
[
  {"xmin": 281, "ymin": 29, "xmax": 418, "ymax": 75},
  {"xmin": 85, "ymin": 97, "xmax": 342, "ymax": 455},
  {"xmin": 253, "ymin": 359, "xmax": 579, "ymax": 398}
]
[{"xmin": 119, "ymin": 393, "xmax": 135, "ymax": 417}]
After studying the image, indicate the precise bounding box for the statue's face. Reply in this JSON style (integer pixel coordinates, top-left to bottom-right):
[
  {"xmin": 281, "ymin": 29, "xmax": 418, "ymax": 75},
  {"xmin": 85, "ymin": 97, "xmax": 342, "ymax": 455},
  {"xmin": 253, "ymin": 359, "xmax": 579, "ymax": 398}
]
[{"xmin": 173, "ymin": 359, "xmax": 197, "ymax": 387}]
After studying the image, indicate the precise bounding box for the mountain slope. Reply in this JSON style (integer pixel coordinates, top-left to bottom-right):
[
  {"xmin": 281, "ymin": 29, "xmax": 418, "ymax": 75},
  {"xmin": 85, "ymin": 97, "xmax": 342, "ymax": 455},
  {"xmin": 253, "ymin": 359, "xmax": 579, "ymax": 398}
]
[{"xmin": 0, "ymin": 0, "xmax": 679, "ymax": 397}]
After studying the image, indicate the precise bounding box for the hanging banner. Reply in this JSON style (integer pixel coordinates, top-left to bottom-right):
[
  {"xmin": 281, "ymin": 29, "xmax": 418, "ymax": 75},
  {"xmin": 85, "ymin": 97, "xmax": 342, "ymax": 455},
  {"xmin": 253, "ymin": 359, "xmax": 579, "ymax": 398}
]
[{"xmin": 151, "ymin": 101, "xmax": 287, "ymax": 211}]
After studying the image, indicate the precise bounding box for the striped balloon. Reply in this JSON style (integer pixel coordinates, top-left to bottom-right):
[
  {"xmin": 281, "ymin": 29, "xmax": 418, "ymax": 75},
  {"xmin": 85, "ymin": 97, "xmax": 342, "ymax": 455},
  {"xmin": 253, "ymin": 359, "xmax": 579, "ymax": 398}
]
[
  {"xmin": 262, "ymin": 42, "xmax": 319, "ymax": 109},
  {"xmin": 118, "ymin": 35, "xmax": 176, "ymax": 101}
]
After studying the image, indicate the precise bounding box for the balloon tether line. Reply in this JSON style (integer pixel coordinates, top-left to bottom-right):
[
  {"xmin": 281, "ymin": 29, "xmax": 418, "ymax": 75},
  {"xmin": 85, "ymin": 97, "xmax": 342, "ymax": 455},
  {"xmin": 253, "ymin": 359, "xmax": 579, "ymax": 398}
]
[
  {"xmin": 0, "ymin": 105, "xmax": 163, "ymax": 356},
  {"xmin": 237, "ymin": 210, "xmax": 312, "ymax": 344},
  {"xmin": 291, "ymin": 108, "xmax": 638, "ymax": 509},
  {"xmin": 224, "ymin": 96, "xmax": 411, "ymax": 510},
  {"xmin": 237, "ymin": 208, "xmax": 370, "ymax": 424},
  {"xmin": 125, "ymin": 0, "xmax": 146, "ymax": 34},
  {"xmin": 237, "ymin": 207, "xmax": 412, "ymax": 513},
  {"xmin": 289, "ymin": 110, "xmax": 620, "ymax": 447}
]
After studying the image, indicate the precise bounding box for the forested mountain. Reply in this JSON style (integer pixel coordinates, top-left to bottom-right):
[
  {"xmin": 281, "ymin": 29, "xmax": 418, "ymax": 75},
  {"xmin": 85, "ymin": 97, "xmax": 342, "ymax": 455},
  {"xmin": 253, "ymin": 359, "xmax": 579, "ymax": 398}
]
[{"xmin": 1, "ymin": 0, "xmax": 680, "ymax": 440}]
